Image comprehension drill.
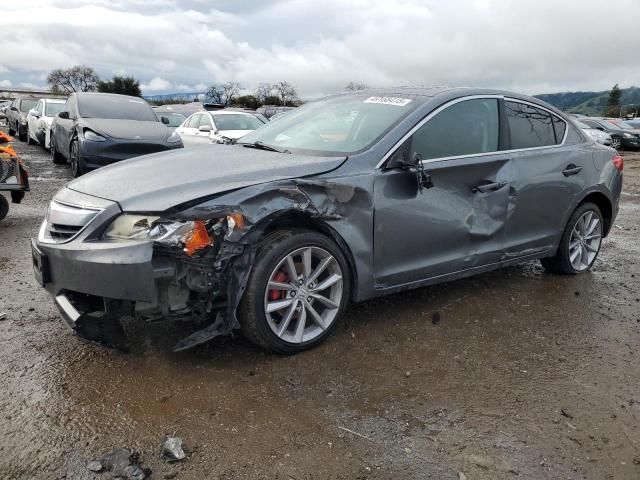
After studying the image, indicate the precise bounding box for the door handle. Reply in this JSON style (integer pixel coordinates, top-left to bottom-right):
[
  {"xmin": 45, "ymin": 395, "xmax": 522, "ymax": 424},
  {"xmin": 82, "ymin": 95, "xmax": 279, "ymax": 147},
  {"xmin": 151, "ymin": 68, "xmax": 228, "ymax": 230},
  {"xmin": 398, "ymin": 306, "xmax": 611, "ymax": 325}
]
[
  {"xmin": 562, "ymin": 164, "xmax": 582, "ymax": 177},
  {"xmin": 471, "ymin": 181, "xmax": 507, "ymax": 194}
]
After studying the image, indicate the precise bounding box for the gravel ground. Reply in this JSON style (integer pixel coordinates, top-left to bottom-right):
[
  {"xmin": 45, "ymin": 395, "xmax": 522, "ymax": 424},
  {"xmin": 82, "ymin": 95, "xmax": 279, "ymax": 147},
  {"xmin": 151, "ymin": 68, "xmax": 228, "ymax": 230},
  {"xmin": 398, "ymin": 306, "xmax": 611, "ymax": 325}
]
[{"xmin": 0, "ymin": 134, "xmax": 639, "ymax": 480}]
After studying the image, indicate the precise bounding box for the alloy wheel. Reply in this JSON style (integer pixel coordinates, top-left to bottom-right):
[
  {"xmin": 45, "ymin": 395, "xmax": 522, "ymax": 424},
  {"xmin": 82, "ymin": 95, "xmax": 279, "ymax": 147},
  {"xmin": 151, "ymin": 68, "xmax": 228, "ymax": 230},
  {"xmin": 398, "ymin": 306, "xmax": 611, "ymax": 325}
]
[
  {"xmin": 568, "ymin": 210, "xmax": 602, "ymax": 271},
  {"xmin": 263, "ymin": 246, "xmax": 343, "ymax": 344},
  {"xmin": 611, "ymin": 137, "xmax": 621, "ymax": 150},
  {"xmin": 70, "ymin": 142, "xmax": 80, "ymax": 176}
]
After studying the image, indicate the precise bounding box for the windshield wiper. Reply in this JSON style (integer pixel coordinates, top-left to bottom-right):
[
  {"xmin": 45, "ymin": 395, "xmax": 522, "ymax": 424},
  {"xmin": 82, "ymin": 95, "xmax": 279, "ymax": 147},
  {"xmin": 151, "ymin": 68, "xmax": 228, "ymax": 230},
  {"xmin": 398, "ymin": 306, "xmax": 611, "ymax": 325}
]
[{"xmin": 241, "ymin": 141, "xmax": 290, "ymax": 154}]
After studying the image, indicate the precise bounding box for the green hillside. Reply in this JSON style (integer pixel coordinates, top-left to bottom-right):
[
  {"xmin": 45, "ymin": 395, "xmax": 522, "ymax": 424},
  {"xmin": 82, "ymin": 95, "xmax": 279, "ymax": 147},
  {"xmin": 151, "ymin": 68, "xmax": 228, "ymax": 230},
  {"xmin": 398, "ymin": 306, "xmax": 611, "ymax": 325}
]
[{"xmin": 535, "ymin": 86, "xmax": 640, "ymax": 115}]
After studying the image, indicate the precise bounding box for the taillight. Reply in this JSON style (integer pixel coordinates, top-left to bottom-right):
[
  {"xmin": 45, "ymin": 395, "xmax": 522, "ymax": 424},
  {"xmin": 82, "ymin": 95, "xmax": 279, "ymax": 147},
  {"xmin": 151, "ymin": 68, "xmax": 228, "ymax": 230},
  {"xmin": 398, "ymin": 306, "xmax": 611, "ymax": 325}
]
[{"xmin": 612, "ymin": 155, "xmax": 624, "ymax": 172}]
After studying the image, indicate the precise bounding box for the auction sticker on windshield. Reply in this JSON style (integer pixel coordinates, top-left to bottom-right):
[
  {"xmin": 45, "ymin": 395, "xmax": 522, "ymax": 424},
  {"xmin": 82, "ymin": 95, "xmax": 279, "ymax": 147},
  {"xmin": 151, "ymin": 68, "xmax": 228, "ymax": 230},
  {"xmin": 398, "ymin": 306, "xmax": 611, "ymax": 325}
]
[{"xmin": 363, "ymin": 96, "xmax": 412, "ymax": 107}]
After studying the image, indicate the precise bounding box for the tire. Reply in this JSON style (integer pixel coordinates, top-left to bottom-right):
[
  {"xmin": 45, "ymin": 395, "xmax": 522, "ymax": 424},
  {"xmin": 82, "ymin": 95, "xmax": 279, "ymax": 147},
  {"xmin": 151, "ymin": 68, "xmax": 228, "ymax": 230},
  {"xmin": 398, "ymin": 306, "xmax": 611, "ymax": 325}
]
[
  {"xmin": 541, "ymin": 202, "xmax": 604, "ymax": 274},
  {"xmin": 50, "ymin": 135, "xmax": 65, "ymax": 164},
  {"xmin": 18, "ymin": 124, "xmax": 27, "ymax": 142},
  {"xmin": 8, "ymin": 123, "xmax": 15, "ymax": 136},
  {"xmin": 27, "ymin": 127, "xmax": 37, "ymax": 145},
  {"xmin": 238, "ymin": 229, "xmax": 351, "ymax": 354},
  {"xmin": 611, "ymin": 137, "xmax": 622, "ymax": 150},
  {"xmin": 70, "ymin": 139, "xmax": 85, "ymax": 177},
  {"xmin": 0, "ymin": 194, "xmax": 8, "ymax": 221}
]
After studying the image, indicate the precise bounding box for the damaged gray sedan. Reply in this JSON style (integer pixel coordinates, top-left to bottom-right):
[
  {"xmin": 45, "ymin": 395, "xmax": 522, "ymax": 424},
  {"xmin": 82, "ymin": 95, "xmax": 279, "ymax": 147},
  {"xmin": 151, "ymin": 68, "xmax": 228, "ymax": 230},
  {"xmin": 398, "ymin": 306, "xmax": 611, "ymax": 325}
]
[{"xmin": 31, "ymin": 87, "xmax": 623, "ymax": 353}]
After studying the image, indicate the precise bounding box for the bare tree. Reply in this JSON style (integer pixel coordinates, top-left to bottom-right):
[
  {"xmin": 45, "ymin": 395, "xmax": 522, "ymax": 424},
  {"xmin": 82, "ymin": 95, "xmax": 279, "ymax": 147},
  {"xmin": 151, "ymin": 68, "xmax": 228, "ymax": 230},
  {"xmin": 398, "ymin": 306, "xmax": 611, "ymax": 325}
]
[
  {"xmin": 47, "ymin": 65, "xmax": 99, "ymax": 94},
  {"xmin": 273, "ymin": 81, "xmax": 298, "ymax": 106},
  {"xmin": 206, "ymin": 85, "xmax": 224, "ymax": 104},
  {"xmin": 221, "ymin": 81, "xmax": 240, "ymax": 106},
  {"xmin": 345, "ymin": 81, "xmax": 368, "ymax": 91},
  {"xmin": 254, "ymin": 83, "xmax": 273, "ymax": 104}
]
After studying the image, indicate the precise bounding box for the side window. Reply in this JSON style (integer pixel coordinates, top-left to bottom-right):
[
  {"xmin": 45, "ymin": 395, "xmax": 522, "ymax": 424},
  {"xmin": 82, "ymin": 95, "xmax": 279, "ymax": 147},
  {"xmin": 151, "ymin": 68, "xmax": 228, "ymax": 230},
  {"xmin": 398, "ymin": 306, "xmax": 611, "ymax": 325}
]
[
  {"xmin": 198, "ymin": 114, "xmax": 212, "ymax": 128},
  {"xmin": 552, "ymin": 115, "xmax": 566, "ymax": 144},
  {"xmin": 186, "ymin": 114, "xmax": 200, "ymax": 128},
  {"xmin": 411, "ymin": 99, "xmax": 499, "ymax": 160},
  {"xmin": 66, "ymin": 96, "xmax": 77, "ymax": 119},
  {"xmin": 505, "ymin": 101, "xmax": 555, "ymax": 149}
]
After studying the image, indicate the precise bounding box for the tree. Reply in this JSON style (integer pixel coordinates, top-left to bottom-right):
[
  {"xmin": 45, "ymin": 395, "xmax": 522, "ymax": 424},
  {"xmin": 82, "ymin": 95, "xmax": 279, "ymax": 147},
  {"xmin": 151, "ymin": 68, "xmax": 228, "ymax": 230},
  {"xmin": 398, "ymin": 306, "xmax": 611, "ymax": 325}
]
[
  {"xmin": 97, "ymin": 76, "xmax": 141, "ymax": 96},
  {"xmin": 345, "ymin": 81, "xmax": 368, "ymax": 91},
  {"xmin": 206, "ymin": 85, "xmax": 223, "ymax": 104},
  {"xmin": 220, "ymin": 81, "xmax": 240, "ymax": 106},
  {"xmin": 255, "ymin": 83, "xmax": 274, "ymax": 104},
  {"xmin": 273, "ymin": 81, "xmax": 298, "ymax": 106},
  {"xmin": 604, "ymin": 84, "xmax": 622, "ymax": 117},
  {"xmin": 47, "ymin": 65, "xmax": 99, "ymax": 94},
  {"xmin": 234, "ymin": 95, "xmax": 259, "ymax": 109}
]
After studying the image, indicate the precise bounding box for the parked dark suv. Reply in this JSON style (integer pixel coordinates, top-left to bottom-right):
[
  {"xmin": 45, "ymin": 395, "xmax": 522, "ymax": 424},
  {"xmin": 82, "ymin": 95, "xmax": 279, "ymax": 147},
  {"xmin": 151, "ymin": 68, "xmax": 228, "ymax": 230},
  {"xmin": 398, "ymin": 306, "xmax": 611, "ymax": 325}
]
[
  {"xmin": 50, "ymin": 92, "xmax": 183, "ymax": 176},
  {"xmin": 6, "ymin": 97, "xmax": 39, "ymax": 141},
  {"xmin": 33, "ymin": 88, "xmax": 623, "ymax": 354}
]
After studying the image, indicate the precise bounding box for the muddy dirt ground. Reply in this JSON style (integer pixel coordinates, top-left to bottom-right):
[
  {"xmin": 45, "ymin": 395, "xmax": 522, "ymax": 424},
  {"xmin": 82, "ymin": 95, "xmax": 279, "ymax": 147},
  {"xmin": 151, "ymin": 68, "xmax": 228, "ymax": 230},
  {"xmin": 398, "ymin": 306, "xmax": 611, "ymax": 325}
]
[{"xmin": 0, "ymin": 133, "xmax": 639, "ymax": 480}]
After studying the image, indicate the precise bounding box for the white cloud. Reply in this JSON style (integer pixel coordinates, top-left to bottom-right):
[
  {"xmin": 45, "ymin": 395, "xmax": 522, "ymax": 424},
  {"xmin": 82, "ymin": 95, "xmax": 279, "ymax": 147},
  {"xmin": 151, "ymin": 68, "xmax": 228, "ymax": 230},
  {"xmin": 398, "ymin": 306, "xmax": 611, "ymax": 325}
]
[
  {"xmin": 141, "ymin": 77, "xmax": 172, "ymax": 91},
  {"xmin": 0, "ymin": 0, "xmax": 639, "ymax": 97},
  {"xmin": 0, "ymin": 80, "xmax": 12, "ymax": 87}
]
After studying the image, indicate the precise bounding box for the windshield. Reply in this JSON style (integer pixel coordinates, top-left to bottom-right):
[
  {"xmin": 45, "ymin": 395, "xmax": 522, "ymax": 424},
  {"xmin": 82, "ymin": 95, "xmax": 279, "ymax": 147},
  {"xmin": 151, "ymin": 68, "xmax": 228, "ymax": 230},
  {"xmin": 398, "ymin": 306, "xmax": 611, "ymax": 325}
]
[
  {"xmin": 575, "ymin": 121, "xmax": 590, "ymax": 129},
  {"xmin": 157, "ymin": 112, "xmax": 186, "ymax": 127},
  {"xmin": 614, "ymin": 120, "xmax": 635, "ymax": 130},
  {"xmin": 19, "ymin": 99, "xmax": 37, "ymax": 112},
  {"xmin": 238, "ymin": 94, "xmax": 420, "ymax": 154},
  {"xmin": 78, "ymin": 95, "xmax": 157, "ymax": 121},
  {"xmin": 213, "ymin": 114, "xmax": 264, "ymax": 131},
  {"xmin": 45, "ymin": 102, "xmax": 65, "ymax": 117},
  {"xmin": 598, "ymin": 120, "xmax": 622, "ymax": 130}
]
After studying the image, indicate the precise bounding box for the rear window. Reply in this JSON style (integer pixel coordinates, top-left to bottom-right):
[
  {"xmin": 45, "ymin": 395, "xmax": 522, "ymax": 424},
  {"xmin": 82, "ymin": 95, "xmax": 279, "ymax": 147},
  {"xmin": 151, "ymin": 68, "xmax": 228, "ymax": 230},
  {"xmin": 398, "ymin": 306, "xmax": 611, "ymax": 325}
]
[
  {"xmin": 78, "ymin": 95, "xmax": 157, "ymax": 121},
  {"xmin": 156, "ymin": 112, "xmax": 186, "ymax": 127},
  {"xmin": 505, "ymin": 101, "xmax": 555, "ymax": 149}
]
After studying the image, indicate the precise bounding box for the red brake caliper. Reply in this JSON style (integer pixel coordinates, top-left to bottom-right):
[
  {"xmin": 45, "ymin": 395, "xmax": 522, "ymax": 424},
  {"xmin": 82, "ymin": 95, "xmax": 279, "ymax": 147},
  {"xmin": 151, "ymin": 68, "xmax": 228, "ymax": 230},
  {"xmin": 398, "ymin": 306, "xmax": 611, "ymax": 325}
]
[{"xmin": 269, "ymin": 271, "xmax": 289, "ymax": 301}]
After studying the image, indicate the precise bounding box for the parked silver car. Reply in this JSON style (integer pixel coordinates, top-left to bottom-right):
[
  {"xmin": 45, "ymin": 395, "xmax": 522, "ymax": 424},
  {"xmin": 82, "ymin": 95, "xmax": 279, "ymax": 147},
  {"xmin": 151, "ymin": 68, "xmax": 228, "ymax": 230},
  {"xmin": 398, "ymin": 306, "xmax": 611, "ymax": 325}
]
[
  {"xmin": 575, "ymin": 120, "xmax": 612, "ymax": 146},
  {"xmin": 32, "ymin": 87, "xmax": 623, "ymax": 354}
]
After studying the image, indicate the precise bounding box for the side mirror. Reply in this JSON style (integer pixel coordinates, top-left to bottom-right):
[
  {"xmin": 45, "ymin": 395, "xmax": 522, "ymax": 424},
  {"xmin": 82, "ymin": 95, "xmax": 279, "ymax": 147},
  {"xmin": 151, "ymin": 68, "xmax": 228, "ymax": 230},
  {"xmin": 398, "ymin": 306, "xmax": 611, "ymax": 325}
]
[
  {"xmin": 160, "ymin": 116, "xmax": 170, "ymax": 125},
  {"xmin": 10, "ymin": 106, "xmax": 18, "ymax": 111},
  {"xmin": 58, "ymin": 111, "xmax": 70, "ymax": 120},
  {"xmin": 199, "ymin": 125, "xmax": 212, "ymax": 133},
  {"xmin": 596, "ymin": 127, "xmax": 604, "ymax": 131},
  {"xmin": 30, "ymin": 109, "xmax": 41, "ymax": 118}
]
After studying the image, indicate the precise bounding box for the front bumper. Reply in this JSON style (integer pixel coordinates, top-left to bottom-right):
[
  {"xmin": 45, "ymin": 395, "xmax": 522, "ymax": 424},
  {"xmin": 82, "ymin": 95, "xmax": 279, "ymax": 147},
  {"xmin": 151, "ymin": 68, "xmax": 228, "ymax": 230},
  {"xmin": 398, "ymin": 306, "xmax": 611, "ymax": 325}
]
[
  {"xmin": 621, "ymin": 137, "xmax": 640, "ymax": 150},
  {"xmin": 81, "ymin": 138, "xmax": 182, "ymax": 170}
]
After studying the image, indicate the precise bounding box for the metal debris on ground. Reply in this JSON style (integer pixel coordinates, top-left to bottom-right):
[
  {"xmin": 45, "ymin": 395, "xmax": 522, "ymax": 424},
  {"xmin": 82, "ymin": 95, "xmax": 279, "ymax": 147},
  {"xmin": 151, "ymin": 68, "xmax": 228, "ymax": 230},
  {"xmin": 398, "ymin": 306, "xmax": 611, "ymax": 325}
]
[
  {"xmin": 87, "ymin": 448, "xmax": 150, "ymax": 479},
  {"xmin": 162, "ymin": 436, "xmax": 186, "ymax": 462}
]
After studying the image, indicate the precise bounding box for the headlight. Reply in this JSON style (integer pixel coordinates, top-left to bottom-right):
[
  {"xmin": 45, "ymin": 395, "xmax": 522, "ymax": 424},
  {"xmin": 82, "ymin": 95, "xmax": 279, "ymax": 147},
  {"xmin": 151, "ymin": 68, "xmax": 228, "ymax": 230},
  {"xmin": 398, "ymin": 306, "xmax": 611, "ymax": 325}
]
[
  {"xmin": 104, "ymin": 214, "xmax": 190, "ymax": 243},
  {"xmin": 167, "ymin": 130, "xmax": 182, "ymax": 144},
  {"xmin": 623, "ymin": 132, "xmax": 635, "ymax": 138},
  {"xmin": 84, "ymin": 129, "xmax": 106, "ymax": 142}
]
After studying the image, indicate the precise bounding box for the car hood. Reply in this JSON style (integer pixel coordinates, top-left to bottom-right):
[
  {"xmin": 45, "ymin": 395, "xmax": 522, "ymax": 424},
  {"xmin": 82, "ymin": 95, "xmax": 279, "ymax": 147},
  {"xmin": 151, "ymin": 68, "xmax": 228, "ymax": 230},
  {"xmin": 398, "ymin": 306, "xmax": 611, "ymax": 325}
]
[
  {"xmin": 85, "ymin": 119, "xmax": 169, "ymax": 141},
  {"xmin": 67, "ymin": 144, "xmax": 346, "ymax": 211}
]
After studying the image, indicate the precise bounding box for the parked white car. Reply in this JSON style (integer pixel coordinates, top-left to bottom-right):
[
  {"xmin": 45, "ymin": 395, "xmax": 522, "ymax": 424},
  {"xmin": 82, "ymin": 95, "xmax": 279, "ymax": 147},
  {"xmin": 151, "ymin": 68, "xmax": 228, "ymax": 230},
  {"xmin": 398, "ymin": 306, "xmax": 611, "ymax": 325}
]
[
  {"xmin": 26, "ymin": 98, "xmax": 66, "ymax": 149},
  {"xmin": 176, "ymin": 110, "xmax": 266, "ymax": 147},
  {"xmin": 575, "ymin": 120, "xmax": 611, "ymax": 146}
]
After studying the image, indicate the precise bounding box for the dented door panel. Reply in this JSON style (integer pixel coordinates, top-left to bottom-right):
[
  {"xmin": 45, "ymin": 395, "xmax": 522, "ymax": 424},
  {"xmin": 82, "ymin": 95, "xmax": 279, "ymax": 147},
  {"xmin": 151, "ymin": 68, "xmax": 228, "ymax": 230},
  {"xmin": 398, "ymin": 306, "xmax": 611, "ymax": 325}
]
[{"xmin": 373, "ymin": 154, "xmax": 514, "ymax": 288}]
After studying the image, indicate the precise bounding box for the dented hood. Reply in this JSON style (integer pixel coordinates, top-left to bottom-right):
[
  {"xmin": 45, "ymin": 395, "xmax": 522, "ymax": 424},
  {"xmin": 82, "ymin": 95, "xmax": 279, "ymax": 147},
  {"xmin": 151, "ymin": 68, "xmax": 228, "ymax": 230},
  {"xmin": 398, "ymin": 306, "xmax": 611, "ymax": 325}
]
[{"xmin": 67, "ymin": 144, "xmax": 346, "ymax": 211}]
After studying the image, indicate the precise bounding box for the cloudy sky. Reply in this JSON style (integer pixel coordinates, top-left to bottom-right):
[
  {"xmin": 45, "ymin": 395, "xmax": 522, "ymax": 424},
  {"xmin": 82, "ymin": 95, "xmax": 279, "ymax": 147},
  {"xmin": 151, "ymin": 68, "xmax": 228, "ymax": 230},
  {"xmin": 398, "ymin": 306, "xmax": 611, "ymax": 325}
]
[{"xmin": 2, "ymin": 0, "xmax": 640, "ymax": 98}]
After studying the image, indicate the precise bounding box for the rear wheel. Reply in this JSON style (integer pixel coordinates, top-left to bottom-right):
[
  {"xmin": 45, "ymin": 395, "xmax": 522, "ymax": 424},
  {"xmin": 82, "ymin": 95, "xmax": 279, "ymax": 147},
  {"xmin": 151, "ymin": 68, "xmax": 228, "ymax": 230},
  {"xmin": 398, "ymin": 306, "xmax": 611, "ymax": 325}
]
[
  {"xmin": 239, "ymin": 230, "xmax": 350, "ymax": 354},
  {"xmin": 542, "ymin": 202, "xmax": 603, "ymax": 274},
  {"xmin": 611, "ymin": 137, "xmax": 622, "ymax": 150}
]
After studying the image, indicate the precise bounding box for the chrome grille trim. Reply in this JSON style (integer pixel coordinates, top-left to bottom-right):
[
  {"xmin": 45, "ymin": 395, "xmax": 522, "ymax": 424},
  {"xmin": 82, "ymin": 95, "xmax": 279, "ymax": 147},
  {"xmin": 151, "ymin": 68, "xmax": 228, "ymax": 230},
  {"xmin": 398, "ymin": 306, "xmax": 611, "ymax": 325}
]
[{"xmin": 39, "ymin": 200, "xmax": 103, "ymax": 244}]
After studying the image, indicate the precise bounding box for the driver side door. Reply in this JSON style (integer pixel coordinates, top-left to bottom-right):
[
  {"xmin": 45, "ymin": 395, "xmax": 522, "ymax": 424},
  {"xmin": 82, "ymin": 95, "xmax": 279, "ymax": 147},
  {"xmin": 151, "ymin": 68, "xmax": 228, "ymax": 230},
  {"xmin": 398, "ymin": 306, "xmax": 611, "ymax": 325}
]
[{"xmin": 373, "ymin": 97, "xmax": 514, "ymax": 288}]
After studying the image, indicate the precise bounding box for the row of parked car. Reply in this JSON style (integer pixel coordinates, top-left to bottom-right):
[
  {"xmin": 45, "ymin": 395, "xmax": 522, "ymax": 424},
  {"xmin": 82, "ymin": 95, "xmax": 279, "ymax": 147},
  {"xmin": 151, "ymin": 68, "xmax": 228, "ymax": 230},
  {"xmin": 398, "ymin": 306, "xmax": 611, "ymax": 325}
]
[
  {"xmin": 570, "ymin": 113, "xmax": 640, "ymax": 150},
  {"xmin": 2, "ymin": 92, "xmax": 293, "ymax": 177}
]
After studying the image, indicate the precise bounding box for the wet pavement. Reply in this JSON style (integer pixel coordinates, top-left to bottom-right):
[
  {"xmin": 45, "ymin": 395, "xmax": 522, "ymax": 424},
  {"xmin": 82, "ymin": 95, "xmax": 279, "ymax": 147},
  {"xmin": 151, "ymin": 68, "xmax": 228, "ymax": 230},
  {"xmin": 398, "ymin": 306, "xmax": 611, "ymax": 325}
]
[{"xmin": 0, "ymin": 134, "xmax": 639, "ymax": 480}]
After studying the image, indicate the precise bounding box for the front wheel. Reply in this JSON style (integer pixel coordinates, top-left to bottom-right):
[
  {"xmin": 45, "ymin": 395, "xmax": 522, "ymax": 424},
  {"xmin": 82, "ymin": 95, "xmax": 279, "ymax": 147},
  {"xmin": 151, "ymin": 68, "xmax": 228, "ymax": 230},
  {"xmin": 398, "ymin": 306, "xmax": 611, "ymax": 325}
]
[
  {"xmin": 542, "ymin": 202, "xmax": 603, "ymax": 274},
  {"xmin": 27, "ymin": 127, "xmax": 37, "ymax": 145},
  {"xmin": 0, "ymin": 194, "xmax": 9, "ymax": 221},
  {"xmin": 50, "ymin": 134, "xmax": 65, "ymax": 164},
  {"xmin": 238, "ymin": 230, "xmax": 350, "ymax": 354},
  {"xmin": 70, "ymin": 140, "xmax": 85, "ymax": 177},
  {"xmin": 17, "ymin": 124, "xmax": 27, "ymax": 142}
]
